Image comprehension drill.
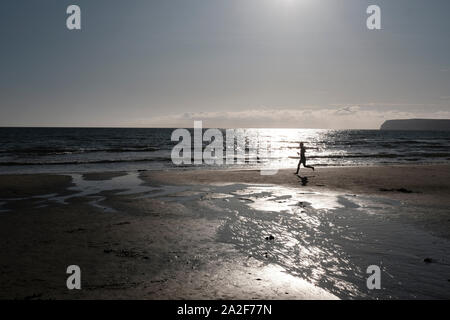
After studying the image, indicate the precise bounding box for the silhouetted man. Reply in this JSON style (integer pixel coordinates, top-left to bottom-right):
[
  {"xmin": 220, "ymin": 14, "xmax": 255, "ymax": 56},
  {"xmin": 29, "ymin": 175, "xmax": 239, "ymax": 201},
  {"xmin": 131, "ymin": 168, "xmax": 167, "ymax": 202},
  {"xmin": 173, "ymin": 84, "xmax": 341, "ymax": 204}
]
[{"xmin": 296, "ymin": 142, "xmax": 314, "ymax": 174}]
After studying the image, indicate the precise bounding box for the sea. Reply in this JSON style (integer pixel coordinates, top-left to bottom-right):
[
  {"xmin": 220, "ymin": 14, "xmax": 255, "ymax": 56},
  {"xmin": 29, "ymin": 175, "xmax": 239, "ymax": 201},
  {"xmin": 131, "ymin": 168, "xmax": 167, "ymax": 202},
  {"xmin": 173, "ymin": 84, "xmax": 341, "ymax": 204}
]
[{"xmin": 0, "ymin": 127, "xmax": 449, "ymax": 174}]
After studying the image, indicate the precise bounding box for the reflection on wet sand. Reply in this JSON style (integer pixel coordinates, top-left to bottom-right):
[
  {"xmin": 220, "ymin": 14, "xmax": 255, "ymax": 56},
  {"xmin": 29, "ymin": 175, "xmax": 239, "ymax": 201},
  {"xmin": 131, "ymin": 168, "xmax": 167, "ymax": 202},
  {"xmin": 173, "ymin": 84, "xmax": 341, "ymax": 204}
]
[
  {"xmin": 217, "ymin": 185, "xmax": 361, "ymax": 297},
  {"xmin": 219, "ymin": 184, "xmax": 450, "ymax": 299}
]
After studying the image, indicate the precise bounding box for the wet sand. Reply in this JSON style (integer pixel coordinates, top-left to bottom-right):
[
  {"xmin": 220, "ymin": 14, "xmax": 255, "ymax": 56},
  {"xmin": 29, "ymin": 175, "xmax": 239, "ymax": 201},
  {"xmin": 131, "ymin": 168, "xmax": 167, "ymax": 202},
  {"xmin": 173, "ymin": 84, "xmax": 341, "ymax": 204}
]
[
  {"xmin": 142, "ymin": 165, "xmax": 450, "ymax": 205},
  {"xmin": 0, "ymin": 165, "xmax": 449, "ymax": 299},
  {"xmin": 0, "ymin": 174, "xmax": 74, "ymax": 198}
]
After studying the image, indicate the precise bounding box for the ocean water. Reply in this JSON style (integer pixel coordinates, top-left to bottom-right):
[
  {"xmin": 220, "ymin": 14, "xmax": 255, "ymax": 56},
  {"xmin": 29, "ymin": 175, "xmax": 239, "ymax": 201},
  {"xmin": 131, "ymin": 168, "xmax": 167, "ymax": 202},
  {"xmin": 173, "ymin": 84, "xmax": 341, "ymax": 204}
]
[{"xmin": 0, "ymin": 127, "xmax": 449, "ymax": 174}]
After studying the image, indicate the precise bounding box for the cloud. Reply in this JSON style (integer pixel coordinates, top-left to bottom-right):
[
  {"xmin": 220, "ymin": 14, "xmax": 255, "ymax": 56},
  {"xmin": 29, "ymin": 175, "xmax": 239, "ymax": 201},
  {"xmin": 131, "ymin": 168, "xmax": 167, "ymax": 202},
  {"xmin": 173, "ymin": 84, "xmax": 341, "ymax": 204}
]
[
  {"xmin": 133, "ymin": 107, "xmax": 450, "ymax": 129},
  {"xmin": 334, "ymin": 106, "xmax": 360, "ymax": 115}
]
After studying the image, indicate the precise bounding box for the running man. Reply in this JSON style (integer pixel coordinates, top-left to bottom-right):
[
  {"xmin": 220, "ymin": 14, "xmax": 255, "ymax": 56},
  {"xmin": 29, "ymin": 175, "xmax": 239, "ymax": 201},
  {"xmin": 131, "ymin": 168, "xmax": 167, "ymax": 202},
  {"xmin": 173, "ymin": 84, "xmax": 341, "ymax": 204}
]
[{"xmin": 295, "ymin": 142, "xmax": 314, "ymax": 174}]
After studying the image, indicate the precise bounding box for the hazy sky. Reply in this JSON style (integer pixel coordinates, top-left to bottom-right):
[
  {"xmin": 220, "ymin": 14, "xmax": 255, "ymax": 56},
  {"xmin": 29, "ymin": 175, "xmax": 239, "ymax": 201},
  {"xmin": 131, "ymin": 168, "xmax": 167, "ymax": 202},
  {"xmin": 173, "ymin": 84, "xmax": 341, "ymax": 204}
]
[{"xmin": 1, "ymin": 0, "xmax": 449, "ymax": 128}]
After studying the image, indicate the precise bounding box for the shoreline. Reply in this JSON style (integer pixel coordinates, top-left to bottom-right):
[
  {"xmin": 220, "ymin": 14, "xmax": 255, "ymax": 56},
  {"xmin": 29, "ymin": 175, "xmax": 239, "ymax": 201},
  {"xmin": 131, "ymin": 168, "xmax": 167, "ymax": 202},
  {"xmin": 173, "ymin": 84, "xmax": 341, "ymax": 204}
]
[
  {"xmin": 1, "ymin": 161, "xmax": 449, "ymax": 176},
  {"xmin": 2, "ymin": 164, "xmax": 450, "ymax": 240},
  {"xmin": 142, "ymin": 164, "xmax": 450, "ymax": 204}
]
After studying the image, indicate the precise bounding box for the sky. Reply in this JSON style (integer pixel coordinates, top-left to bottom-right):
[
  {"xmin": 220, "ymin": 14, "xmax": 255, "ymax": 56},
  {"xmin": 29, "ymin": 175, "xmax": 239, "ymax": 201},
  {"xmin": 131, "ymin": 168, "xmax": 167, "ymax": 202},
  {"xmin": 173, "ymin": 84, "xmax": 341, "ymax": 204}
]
[{"xmin": 0, "ymin": 0, "xmax": 449, "ymax": 129}]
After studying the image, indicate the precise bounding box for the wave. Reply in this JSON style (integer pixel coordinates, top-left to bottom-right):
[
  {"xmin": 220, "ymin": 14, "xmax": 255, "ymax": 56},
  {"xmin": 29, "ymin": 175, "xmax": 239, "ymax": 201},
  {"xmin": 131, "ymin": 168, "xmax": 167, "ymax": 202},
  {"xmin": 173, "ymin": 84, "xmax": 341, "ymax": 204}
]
[
  {"xmin": 294, "ymin": 153, "xmax": 450, "ymax": 159},
  {"xmin": 0, "ymin": 157, "xmax": 173, "ymax": 166},
  {"xmin": 0, "ymin": 146, "xmax": 161, "ymax": 155},
  {"xmin": 2, "ymin": 151, "xmax": 450, "ymax": 167}
]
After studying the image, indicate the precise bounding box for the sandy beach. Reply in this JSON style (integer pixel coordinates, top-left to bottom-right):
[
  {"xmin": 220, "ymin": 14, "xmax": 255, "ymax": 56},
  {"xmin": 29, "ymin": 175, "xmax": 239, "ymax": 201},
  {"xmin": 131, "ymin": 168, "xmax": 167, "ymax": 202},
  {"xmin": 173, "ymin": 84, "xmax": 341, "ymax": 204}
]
[
  {"xmin": 142, "ymin": 165, "xmax": 450, "ymax": 205},
  {"xmin": 0, "ymin": 165, "xmax": 450, "ymax": 299}
]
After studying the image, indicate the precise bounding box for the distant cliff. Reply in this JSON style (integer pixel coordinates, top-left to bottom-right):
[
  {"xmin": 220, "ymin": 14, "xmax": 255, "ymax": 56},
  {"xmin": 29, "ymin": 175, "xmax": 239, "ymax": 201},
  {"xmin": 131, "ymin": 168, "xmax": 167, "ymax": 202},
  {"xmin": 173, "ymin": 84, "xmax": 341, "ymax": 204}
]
[{"xmin": 380, "ymin": 119, "xmax": 450, "ymax": 131}]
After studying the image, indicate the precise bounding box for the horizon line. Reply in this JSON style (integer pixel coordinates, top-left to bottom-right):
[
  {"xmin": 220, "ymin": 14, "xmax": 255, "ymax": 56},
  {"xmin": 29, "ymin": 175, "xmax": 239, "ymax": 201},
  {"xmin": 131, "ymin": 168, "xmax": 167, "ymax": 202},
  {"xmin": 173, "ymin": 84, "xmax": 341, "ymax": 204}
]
[{"xmin": 0, "ymin": 125, "xmax": 382, "ymax": 130}]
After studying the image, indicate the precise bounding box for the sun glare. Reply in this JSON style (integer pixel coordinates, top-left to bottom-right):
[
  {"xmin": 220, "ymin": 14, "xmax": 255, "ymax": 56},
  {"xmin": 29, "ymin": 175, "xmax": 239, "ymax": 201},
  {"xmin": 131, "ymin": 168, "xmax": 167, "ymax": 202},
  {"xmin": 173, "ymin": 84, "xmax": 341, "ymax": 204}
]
[
  {"xmin": 273, "ymin": 0, "xmax": 310, "ymax": 10},
  {"xmin": 278, "ymin": 0, "xmax": 306, "ymax": 5}
]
